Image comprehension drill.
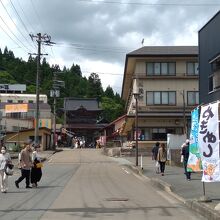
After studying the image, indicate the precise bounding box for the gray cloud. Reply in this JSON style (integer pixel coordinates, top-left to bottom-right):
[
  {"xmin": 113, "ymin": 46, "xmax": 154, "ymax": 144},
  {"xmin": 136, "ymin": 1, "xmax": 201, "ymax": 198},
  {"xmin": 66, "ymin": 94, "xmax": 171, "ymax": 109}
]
[{"xmin": 3, "ymin": 0, "xmax": 220, "ymax": 92}]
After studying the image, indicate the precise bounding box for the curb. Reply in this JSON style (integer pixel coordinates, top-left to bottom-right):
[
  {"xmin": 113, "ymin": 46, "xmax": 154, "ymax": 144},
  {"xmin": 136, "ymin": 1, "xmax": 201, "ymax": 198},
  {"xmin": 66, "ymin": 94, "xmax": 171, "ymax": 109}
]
[
  {"xmin": 184, "ymin": 199, "xmax": 220, "ymax": 220},
  {"xmin": 126, "ymin": 164, "xmax": 220, "ymax": 220}
]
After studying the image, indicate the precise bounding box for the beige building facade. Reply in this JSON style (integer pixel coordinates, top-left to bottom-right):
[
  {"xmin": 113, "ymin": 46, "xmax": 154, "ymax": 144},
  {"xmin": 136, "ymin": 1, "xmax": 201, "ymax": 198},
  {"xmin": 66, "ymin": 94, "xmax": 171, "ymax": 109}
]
[{"xmin": 121, "ymin": 46, "xmax": 198, "ymax": 151}]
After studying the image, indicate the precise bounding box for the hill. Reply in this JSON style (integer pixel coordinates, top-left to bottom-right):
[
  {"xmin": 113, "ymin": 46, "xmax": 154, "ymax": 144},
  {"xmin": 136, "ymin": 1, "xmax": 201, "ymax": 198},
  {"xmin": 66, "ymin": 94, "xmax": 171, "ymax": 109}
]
[{"xmin": 0, "ymin": 47, "xmax": 125, "ymax": 123}]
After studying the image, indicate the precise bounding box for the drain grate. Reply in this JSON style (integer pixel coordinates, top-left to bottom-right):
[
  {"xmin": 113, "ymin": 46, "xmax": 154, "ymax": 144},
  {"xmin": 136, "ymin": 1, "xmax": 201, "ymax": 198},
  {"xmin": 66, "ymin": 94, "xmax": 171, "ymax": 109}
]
[{"xmin": 106, "ymin": 198, "xmax": 129, "ymax": 202}]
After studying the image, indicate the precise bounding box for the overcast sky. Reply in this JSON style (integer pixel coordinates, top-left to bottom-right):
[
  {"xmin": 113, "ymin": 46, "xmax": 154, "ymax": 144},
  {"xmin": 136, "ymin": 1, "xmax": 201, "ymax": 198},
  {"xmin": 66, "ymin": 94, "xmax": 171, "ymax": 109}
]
[{"xmin": 0, "ymin": 0, "xmax": 219, "ymax": 94}]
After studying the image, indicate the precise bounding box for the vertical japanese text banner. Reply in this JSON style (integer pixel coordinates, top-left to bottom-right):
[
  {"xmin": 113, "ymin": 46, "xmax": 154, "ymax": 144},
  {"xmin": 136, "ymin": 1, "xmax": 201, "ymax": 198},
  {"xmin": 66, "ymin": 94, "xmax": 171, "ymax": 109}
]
[
  {"xmin": 198, "ymin": 102, "xmax": 220, "ymax": 182},
  {"xmin": 187, "ymin": 107, "xmax": 202, "ymax": 172}
]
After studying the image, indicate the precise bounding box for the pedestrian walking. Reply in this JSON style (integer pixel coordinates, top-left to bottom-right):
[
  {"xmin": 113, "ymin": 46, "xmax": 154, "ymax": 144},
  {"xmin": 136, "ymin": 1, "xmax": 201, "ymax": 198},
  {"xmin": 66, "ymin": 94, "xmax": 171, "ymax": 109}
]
[
  {"xmin": 157, "ymin": 143, "xmax": 167, "ymax": 176},
  {"xmin": 0, "ymin": 146, "xmax": 12, "ymax": 193},
  {"xmin": 152, "ymin": 142, "xmax": 160, "ymax": 173},
  {"xmin": 15, "ymin": 140, "xmax": 33, "ymax": 189},
  {"xmin": 31, "ymin": 145, "xmax": 42, "ymax": 188},
  {"xmin": 182, "ymin": 139, "xmax": 191, "ymax": 181}
]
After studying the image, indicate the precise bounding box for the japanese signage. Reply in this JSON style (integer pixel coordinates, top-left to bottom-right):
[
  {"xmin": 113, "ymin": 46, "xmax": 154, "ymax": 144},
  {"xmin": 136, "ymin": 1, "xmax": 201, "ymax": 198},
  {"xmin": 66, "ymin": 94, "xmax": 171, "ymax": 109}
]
[
  {"xmin": 198, "ymin": 102, "xmax": 220, "ymax": 182},
  {"xmin": 187, "ymin": 108, "xmax": 202, "ymax": 172},
  {"xmin": 5, "ymin": 104, "xmax": 28, "ymax": 113}
]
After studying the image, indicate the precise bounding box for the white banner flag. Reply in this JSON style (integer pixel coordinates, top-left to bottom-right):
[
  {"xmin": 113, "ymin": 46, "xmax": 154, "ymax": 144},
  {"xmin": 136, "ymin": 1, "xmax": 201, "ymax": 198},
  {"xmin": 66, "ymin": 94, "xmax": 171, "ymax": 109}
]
[{"xmin": 198, "ymin": 102, "xmax": 220, "ymax": 182}]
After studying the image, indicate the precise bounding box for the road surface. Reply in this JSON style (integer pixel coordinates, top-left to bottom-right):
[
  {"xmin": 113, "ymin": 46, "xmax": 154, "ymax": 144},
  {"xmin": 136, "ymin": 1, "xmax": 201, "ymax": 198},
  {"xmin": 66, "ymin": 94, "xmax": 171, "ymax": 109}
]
[{"xmin": 0, "ymin": 149, "xmax": 205, "ymax": 220}]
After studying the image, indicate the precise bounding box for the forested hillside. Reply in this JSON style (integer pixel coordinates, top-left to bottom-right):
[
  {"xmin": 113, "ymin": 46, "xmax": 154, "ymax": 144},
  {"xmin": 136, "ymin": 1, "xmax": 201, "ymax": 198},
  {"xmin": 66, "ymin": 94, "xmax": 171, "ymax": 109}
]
[{"xmin": 0, "ymin": 47, "xmax": 125, "ymax": 122}]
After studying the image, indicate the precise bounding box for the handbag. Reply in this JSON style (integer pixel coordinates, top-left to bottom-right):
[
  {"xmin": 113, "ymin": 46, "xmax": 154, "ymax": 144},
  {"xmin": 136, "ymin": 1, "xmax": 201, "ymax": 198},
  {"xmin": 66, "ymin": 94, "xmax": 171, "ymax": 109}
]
[
  {"xmin": 35, "ymin": 162, "xmax": 43, "ymax": 168},
  {"xmin": 5, "ymin": 163, "xmax": 14, "ymax": 176}
]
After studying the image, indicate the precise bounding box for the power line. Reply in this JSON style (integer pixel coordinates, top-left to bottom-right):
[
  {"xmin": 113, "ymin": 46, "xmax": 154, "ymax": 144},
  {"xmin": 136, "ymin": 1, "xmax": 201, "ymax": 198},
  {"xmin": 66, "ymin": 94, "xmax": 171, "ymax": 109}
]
[
  {"xmin": 77, "ymin": 0, "xmax": 220, "ymax": 6},
  {"xmin": 54, "ymin": 42, "xmax": 132, "ymax": 54},
  {"xmin": 0, "ymin": 22, "xmax": 23, "ymax": 51},
  {"xmin": 16, "ymin": 0, "xmax": 36, "ymax": 34},
  {"xmin": 9, "ymin": 0, "xmax": 35, "ymax": 50},
  {"xmin": 55, "ymin": 42, "xmax": 133, "ymax": 51},
  {"xmin": 0, "ymin": 0, "xmax": 35, "ymax": 51},
  {"xmin": 9, "ymin": 0, "xmax": 29, "ymax": 34},
  {"xmin": 0, "ymin": 14, "xmax": 30, "ymax": 52},
  {"xmin": 82, "ymin": 70, "xmax": 123, "ymax": 76}
]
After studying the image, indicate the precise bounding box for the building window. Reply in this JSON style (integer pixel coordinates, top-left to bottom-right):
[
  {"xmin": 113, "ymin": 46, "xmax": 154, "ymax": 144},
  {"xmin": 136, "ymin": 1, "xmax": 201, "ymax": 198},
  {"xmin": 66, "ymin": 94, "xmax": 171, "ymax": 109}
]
[
  {"xmin": 28, "ymin": 100, "xmax": 34, "ymax": 103},
  {"xmin": 146, "ymin": 91, "xmax": 176, "ymax": 105},
  {"xmin": 187, "ymin": 62, "xmax": 198, "ymax": 75},
  {"xmin": 211, "ymin": 69, "xmax": 220, "ymax": 92},
  {"xmin": 209, "ymin": 60, "xmax": 220, "ymax": 92},
  {"xmin": 146, "ymin": 62, "xmax": 176, "ymax": 75},
  {"xmin": 6, "ymin": 112, "xmax": 28, "ymax": 119},
  {"xmin": 187, "ymin": 91, "xmax": 199, "ymax": 105},
  {"xmin": 209, "ymin": 75, "xmax": 214, "ymax": 92},
  {"xmin": 18, "ymin": 100, "xmax": 23, "ymax": 103},
  {"xmin": 138, "ymin": 127, "xmax": 177, "ymax": 141},
  {"xmin": 7, "ymin": 100, "xmax": 13, "ymax": 103}
]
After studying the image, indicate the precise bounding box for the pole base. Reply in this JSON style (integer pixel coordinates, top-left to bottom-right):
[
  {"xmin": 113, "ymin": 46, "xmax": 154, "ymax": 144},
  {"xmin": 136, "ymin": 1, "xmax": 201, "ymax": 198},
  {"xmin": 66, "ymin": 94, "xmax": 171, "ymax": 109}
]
[{"xmin": 197, "ymin": 196, "xmax": 212, "ymax": 203}]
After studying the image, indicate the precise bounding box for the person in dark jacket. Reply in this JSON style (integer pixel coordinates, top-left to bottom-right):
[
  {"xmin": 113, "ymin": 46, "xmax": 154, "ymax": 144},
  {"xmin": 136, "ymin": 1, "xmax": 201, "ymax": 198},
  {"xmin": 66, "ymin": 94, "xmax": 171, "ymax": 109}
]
[
  {"xmin": 182, "ymin": 140, "xmax": 191, "ymax": 181},
  {"xmin": 31, "ymin": 145, "xmax": 42, "ymax": 187},
  {"xmin": 152, "ymin": 142, "xmax": 160, "ymax": 173}
]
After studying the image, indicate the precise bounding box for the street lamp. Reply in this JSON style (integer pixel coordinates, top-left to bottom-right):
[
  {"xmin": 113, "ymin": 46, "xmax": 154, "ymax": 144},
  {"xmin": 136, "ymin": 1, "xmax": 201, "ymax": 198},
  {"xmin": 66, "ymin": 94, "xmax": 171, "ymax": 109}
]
[{"xmin": 133, "ymin": 91, "xmax": 140, "ymax": 166}]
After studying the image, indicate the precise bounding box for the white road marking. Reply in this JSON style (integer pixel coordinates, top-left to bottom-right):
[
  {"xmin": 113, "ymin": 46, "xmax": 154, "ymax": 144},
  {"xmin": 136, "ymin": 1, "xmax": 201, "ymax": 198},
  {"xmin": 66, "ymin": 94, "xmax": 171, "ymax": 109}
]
[
  {"xmin": 122, "ymin": 167, "xmax": 130, "ymax": 174},
  {"xmin": 48, "ymin": 158, "xmax": 52, "ymax": 163}
]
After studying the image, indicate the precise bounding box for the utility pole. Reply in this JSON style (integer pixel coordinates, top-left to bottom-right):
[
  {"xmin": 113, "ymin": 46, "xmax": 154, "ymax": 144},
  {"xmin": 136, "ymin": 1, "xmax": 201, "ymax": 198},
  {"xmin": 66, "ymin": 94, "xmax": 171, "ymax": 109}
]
[
  {"xmin": 50, "ymin": 72, "xmax": 65, "ymax": 149},
  {"xmin": 53, "ymin": 73, "xmax": 57, "ymax": 149},
  {"xmin": 30, "ymin": 33, "xmax": 52, "ymax": 146},
  {"xmin": 35, "ymin": 33, "xmax": 41, "ymax": 146}
]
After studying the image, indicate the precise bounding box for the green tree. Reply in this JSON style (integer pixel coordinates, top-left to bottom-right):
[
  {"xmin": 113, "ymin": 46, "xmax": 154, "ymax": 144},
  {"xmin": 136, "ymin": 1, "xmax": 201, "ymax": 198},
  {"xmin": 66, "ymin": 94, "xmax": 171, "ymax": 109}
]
[
  {"xmin": 104, "ymin": 85, "xmax": 115, "ymax": 99},
  {"xmin": 87, "ymin": 73, "xmax": 103, "ymax": 98},
  {"xmin": 0, "ymin": 71, "xmax": 16, "ymax": 84},
  {"xmin": 100, "ymin": 96, "xmax": 125, "ymax": 122}
]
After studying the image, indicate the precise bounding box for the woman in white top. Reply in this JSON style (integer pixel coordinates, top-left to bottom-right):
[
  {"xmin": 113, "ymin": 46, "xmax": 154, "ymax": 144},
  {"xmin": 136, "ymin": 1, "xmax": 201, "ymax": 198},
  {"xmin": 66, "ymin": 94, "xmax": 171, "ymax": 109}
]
[{"xmin": 0, "ymin": 146, "xmax": 12, "ymax": 193}]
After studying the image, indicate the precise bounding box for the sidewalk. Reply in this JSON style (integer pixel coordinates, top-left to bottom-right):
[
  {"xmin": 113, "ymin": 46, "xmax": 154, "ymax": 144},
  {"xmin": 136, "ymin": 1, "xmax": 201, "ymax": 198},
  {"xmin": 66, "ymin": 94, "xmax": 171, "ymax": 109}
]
[{"xmin": 123, "ymin": 156, "xmax": 220, "ymax": 220}]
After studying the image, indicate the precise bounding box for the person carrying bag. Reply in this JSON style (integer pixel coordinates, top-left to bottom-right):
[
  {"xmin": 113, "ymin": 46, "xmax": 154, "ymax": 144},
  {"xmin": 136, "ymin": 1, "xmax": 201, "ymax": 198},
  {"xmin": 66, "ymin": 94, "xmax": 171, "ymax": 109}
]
[
  {"xmin": 0, "ymin": 146, "xmax": 13, "ymax": 193},
  {"xmin": 31, "ymin": 145, "xmax": 42, "ymax": 187}
]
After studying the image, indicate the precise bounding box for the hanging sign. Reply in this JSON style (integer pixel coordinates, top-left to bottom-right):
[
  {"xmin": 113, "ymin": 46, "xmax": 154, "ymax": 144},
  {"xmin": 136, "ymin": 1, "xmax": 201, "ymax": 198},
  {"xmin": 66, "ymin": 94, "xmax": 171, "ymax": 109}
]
[
  {"xmin": 5, "ymin": 104, "xmax": 28, "ymax": 113},
  {"xmin": 187, "ymin": 107, "xmax": 202, "ymax": 172},
  {"xmin": 198, "ymin": 102, "xmax": 220, "ymax": 182}
]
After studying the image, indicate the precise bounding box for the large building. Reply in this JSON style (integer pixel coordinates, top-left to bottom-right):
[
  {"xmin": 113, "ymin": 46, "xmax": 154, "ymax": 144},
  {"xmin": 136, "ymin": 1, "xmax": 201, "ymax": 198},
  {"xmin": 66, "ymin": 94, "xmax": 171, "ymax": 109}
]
[
  {"xmin": 0, "ymin": 91, "xmax": 51, "ymax": 133},
  {"xmin": 64, "ymin": 98, "xmax": 108, "ymax": 146},
  {"xmin": 199, "ymin": 10, "xmax": 220, "ymax": 104},
  {"xmin": 120, "ymin": 46, "xmax": 199, "ymax": 150}
]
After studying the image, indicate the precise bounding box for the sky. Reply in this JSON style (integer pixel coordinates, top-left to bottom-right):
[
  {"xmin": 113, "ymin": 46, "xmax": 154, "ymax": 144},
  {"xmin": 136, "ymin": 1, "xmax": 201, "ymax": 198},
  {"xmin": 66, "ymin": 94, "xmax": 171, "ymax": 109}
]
[{"xmin": 0, "ymin": 0, "xmax": 219, "ymax": 95}]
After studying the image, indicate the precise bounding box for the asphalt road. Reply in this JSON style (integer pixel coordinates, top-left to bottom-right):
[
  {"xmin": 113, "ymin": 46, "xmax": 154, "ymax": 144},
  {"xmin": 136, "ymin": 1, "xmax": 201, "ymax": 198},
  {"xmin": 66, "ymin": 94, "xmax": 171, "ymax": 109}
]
[{"xmin": 0, "ymin": 149, "xmax": 205, "ymax": 220}]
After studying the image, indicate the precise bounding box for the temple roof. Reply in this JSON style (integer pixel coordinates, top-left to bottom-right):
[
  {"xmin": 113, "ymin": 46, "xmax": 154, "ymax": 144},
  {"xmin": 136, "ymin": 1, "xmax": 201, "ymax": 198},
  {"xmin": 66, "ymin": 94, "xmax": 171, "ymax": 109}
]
[{"xmin": 64, "ymin": 98, "xmax": 102, "ymax": 111}]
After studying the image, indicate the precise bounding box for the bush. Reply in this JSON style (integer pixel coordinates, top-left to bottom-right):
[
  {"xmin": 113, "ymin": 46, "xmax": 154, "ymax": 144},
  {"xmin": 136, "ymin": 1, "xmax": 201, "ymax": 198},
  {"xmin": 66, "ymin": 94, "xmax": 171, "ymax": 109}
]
[{"xmin": 11, "ymin": 143, "xmax": 21, "ymax": 152}]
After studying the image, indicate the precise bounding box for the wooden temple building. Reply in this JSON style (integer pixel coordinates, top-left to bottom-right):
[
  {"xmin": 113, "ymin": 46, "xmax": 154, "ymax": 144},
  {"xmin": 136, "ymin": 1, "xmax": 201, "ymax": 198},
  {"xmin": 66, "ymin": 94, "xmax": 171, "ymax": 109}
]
[{"xmin": 63, "ymin": 98, "xmax": 108, "ymax": 147}]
